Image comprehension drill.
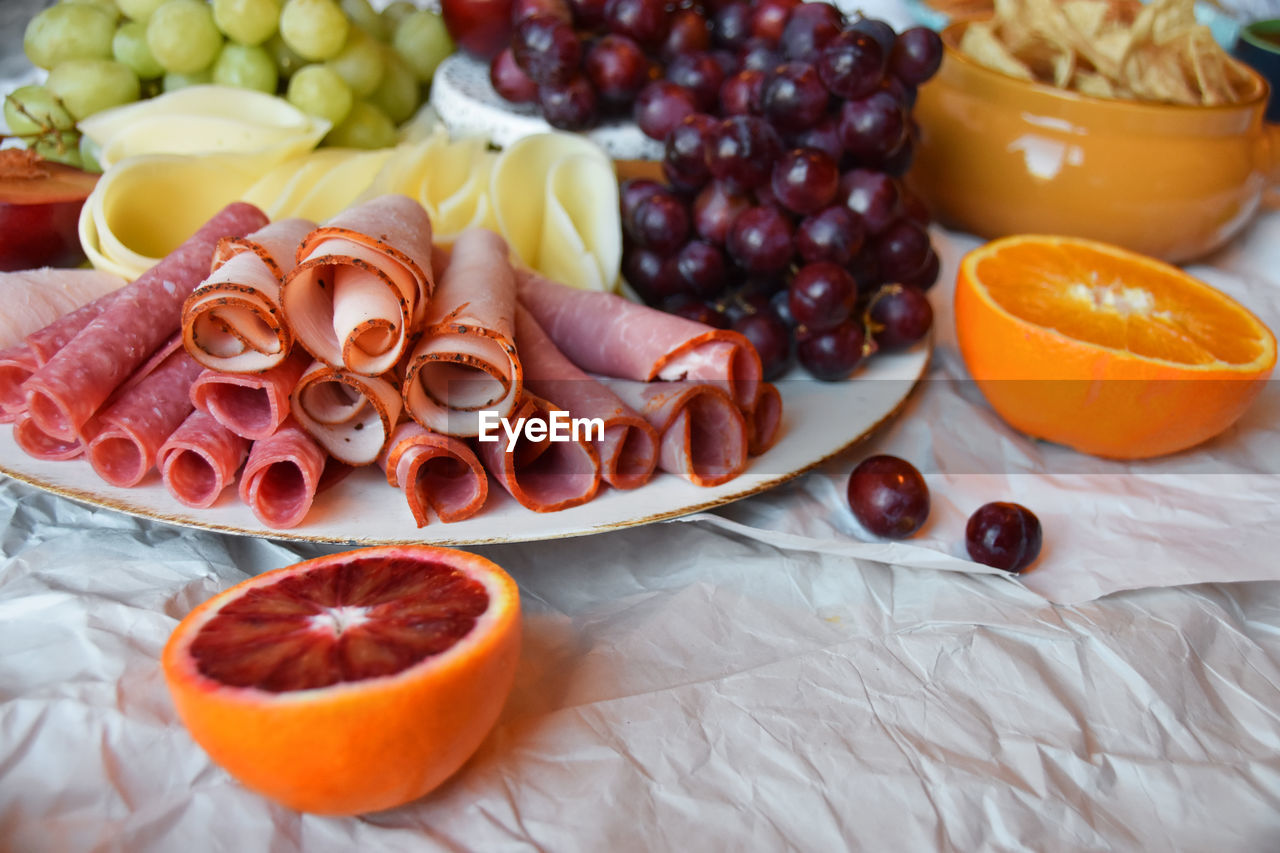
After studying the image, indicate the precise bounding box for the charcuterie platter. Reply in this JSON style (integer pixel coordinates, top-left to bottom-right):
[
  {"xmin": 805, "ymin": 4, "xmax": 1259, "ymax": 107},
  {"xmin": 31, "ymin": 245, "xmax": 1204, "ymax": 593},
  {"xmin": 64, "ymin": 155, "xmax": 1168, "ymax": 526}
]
[{"xmin": 0, "ymin": 344, "xmax": 927, "ymax": 545}]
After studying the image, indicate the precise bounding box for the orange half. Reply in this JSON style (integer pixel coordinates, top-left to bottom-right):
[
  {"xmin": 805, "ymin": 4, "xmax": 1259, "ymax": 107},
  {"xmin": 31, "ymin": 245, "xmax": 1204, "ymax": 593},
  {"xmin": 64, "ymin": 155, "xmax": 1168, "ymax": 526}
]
[{"xmin": 955, "ymin": 235, "xmax": 1276, "ymax": 458}]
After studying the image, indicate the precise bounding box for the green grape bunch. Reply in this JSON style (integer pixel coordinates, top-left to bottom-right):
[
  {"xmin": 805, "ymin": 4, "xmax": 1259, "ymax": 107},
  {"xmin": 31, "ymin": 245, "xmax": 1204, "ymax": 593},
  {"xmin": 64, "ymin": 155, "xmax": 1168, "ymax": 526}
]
[{"xmin": 7, "ymin": 0, "xmax": 456, "ymax": 168}]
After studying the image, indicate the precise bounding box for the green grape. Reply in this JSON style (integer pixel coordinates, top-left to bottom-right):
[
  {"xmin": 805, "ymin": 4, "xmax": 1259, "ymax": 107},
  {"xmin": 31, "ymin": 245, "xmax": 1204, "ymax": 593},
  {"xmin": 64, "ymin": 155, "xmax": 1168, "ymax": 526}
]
[
  {"xmin": 46, "ymin": 59, "xmax": 141, "ymax": 120},
  {"xmin": 33, "ymin": 131, "xmax": 86, "ymax": 169},
  {"xmin": 147, "ymin": 0, "xmax": 224, "ymax": 74},
  {"xmin": 212, "ymin": 43, "xmax": 279, "ymax": 94},
  {"xmin": 266, "ymin": 33, "xmax": 307, "ymax": 78},
  {"xmin": 369, "ymin": 48, "xmax": 418, "ymax": 125},
  {"xmin": 279, "ymin": 0, "xmax": 350, "ymax": 62},
  {"xmin": 79, "ymin": 133, "xmax": 104, "ymax": 173},
  {"xmin": 62, "ymin": 0, "xmax": 122, "ymax": 23},
  {"xmin": 326, "ymin": 27, "xmax": 384, "ymax": 99},
  {"xmin": 113, "ymin": 20, "xmax": 165, "ymax": 80},
  {"xmin": 211, "ymin": 0, "xmax": 281, "ymax": 47},
  {"xmin": 341, "ymin": 0, "xmax": 386, "ymax": 41},
  {"xmin": 392, "ymin": 10, "xmax": 453, "ymax": 83},
  {"xmin": 117, "ymin": 0, "xmax": 167, "ymax": 21},
  {"xmin": 23, "ymin": 3, "xmax": 115, "ymax": 70},
  {"xmin": 380, "ymin": 1, "xmax": 415, "ymax": 32},
  {"xmin": 287, "ymin": 64, "xmax": 353, "ymax": 126},
  {"xmin": 324, "ymin": 100, "xmax": 396, "ymax": 149},
  {"xmin": 4, "ymin": 85, "xmax": 76, "ymax": 138},
  {"xmin": 163, "ymin": 68, "xmax": 214, "ymax": 91}
]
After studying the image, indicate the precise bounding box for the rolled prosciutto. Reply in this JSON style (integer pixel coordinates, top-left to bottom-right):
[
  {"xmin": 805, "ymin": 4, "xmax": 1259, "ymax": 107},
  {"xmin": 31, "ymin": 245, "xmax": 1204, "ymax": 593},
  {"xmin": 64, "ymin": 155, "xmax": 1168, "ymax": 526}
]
[
  {"xmin": 517, "ymin": 270, "xmax": 762, "ymax": 409},
  {"xmin": 182, "ymin": 217, "xmax": 314, "ymax": 373},
  {"xmin": 22, "ymin": 202, "xmax": 268, "ymax": 443},
  {"xmin": 515, "ymin": 306, "xmax": 657, "ymax": 490},
  {"xmin": 85, "ymin": 349, "xmax": 206, "ymax": 488},
  {"xmin": 158, "ymin": 410, "xmax": 250, "ymax": 508},
  {"xmin": 238, "ymin": 416, "xmax": 328, "ymax": 529},
  {"xmin": 281, "ymin": 194, "xmax": 434, "ymax": 376},
  {"xmin": 601, "ymin": 379, "xmax": 749, "ymax": 487},
  {"xmin": 378, "ymin": 421, "xmax": 488, "ymax": 526},
  {"xmin": 189, "ymin": 347, "xmax": 311, "ymax": 440},
  {"xmin": 474, "ymin": 393, "xmax": 601, "ymax": 513},
  {"xmin": 402, "ymin": 227, "xmax": 522, "ymax": 437},
  {"xmin": 290, "ymin": 360, "xmax": 402, "ymax": 466},
  {"xmin": 0, "ymin": 267, "xmax": 125, "ymax": 349},
  {"xmin": 746, "ymin": 382, "xmax": 783, "ymax": 456}
]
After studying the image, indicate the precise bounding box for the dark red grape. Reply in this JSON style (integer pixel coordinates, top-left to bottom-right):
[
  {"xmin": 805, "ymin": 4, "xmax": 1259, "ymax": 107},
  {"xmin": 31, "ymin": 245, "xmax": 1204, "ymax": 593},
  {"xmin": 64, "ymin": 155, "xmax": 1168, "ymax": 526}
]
[
  {"xmin": 771, "ymin": 147, "xmax": 838, "ymax": 215},
  {"xmin": 734, "ymin": 309, "xmax": 793, "ymax": 380},
  {"xmin": 879, "ymin": 73, "xmax": 917, "ymax": 110},
  {"xmin": 846, "ymin": 244, "xmax": 881, "ymax": 289},
  {"xmin": 674, "ymin": 239, "xmax": 728, "ymax": 298},
  {"xmin": 751, "ymin": 0, "xmax": 801, "ymax": 45},
  {"xmin": 490, "ymin": 47, "xmax": 538, "ymax": 103},
  {"xmin": 779, "ymin": 1, "xmax": 842, "ymax": 62},
  {"xmin": 875, "ymin": 135, "xmax": 915, "ymax": 176},
  {"xmin": 817, "ymin": 30, "xmax": 885, "ymax": 100},
  {"xmin": 709, "ymin": 49, "xmax": 740, "ymax": 76},
  {"xmin": 712, "ymin": 2, "xmax": 753, "ymax": 49},
  {"xmin": 665, "ymin": 52, "xmax": 726, "ymax": 112},
  {"xmin": 791, "ymin": 114, "xmax": 843, "ymax": 161},
  {"xmin": 890, "ymin": 26, "xmax": 943, "ymax": 85},
  {"xmin": 761, "ymin": 62, "xmax": 829, "ymax": 132},
  {"xmin": 634, "ymin": 80, "xmax": 699, "ymax": 140},
  {"xmin": 737, "ymin": 38, "xmax": 784, "ymax": 72},
  {"xmin": 663, "ymin": 112, "xmax": 717, "ymax": 190},
  {"xmin": 707, "ymin": 115, "xmax": 781, "ymax": 189},
  {"xmin": 866, "ymin": 283, "xmax": 932, "ymax": 348},
  {"xmin": 620, "ymin": 177, "xmax": 665, "ymax": 225},
  {"xmin": 623, "ymin": 245, "xmax": 680, "ymax": 303},
  {"xmin": 538, "ymin": 75, "xmax": 598, "ymax": 128},
  {"xmin": 846, "ymin": 454, "xmax": 929, "ymax": 538},
  {"xmin": 568, "ymin": 0, "xmax": 606, "ymax": 28},
  {"xmin": 795, "ymin": 204, "xmax": 864, "ymax": 265},
  {"xmin": 965, "ymin": 502, "xmax": 1042, "ymax": 573},
  {"xmin": 769, "ymin": 287, "xmax": 794, "ymax": 326},
  {"xmin": 663, "ymin": 9, "xmax": 712, "ymax": 56},
  {"xmin": 874, "ymin": 217, "xmax": 931, "ymax": 282},
  {"xmin": 511, "ymin": 0, "xmax": 571, "ymax": 23},
  {"xmin": 668, "ymin": 296, "xmax": 731, "ymax": 328},
  {"xmin": 788, "ymin": 261, "xmax": 856, "ymax": 331},
  {"xmin": 797, "ymin": 318, "xmax": 864, "ymax": 380},
  {"xmin": 839, "ymin": 168, "xmax": 901, "ymax": 234},
  {"xmin": 693, "ymin": 180, "xmax": 752, "ymax": 244},
  {"xmin": 846, "ymin": 16, "xmax": 896, "ymax": 55},
  {"xmin": 629, "ymin": 191, "xmax": 691, "ymax": 253},
  {"xmin": 726, "ymin": 204, "xmax": 793, "ymax": 273},
  {"xmin": 512, "ymin": 15, "xmax": 582, "ymax": 86},
  {"xmin": 585, "ymin": 35, "xmax": 652, "ymax": 105},
  {"xmin": 442, "ymin": 0, "xmax": 515, "ymax": 59},
  {"xmin": 719, "ymin": 69, "xmax": 765, "ymax": 115},
  {"xmin": 900, "ymin": 185, "xmax": 931, "ymax": 226},
  {"xmin": 900, "ymin": 248, "xmax": 939, "ymax": 291},
  {"xmin": 604, "ymin": 0, "xmax": 670, "ymax": 49},
  {"xmin": 838, "ymin": 90, "xmax": 907, "ymax": 159}
]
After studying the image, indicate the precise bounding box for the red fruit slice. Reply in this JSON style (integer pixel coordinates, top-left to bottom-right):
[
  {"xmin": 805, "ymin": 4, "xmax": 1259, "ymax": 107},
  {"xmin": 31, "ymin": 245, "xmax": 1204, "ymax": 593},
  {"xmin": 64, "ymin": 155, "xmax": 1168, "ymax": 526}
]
[{"xmin": 0, "ymin": 149, "xmax": 98, "ymax": 271}]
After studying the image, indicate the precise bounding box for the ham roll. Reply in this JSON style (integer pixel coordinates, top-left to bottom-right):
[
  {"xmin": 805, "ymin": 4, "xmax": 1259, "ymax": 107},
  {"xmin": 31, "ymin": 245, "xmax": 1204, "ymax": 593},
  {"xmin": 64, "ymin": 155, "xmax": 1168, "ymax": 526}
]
[
  {"xmin": 22, "ymin": 202, "xmax": 268, "ymax": 443},
  {"xmin": 402, "ymin": 228, "xmax": 522, "ymax": 437},
  {"xmin": 238, "ymin": 416, "xmax": 328, "ymax": 529},
  {"xmin": 601, "ymin": 379, "xmax": 749, "ymax": 487},
  {"xmin": 378, "ymin": 421, "xmax": 488, "ymax": 526},
  {"xmin": 289, "ymin": 360, "xmax": 402, "ymax": 466},
  {"xmin": 517, "ymin": 269, "xmax": 762, "ymax": 409},
  {"xmin": 745, "ymin": 382, "xmax": 783, "ymax": 456},
  {"xmin": 0, "ymin": 267, "xmax": 125, "ymax": 349},
  {"xmin": 85, "ymin": 349, "xmax": 205, "ymax": 488},
  {"xmin": 515, "ymin": 306, "xmax": 657, "ymax": 490},
  {"xmin": 189, "ymin": 347, "xmax": 311, "ymax": 440},
  {"xmin": 182, "ymin": 217, "xmax": 314, "ymax": 373},
  {"xmin": 158, "ymin": 410, "xmax": 250, "ymax": 508},
  {"xmin": 281, "ymin": 194, "xmax": 434, "ymax": 376},
  {"xmin": 1, "ymin": 290, "xmax": 122, "ymax": 422},
  {"xmin": 474, "ymin": 393, "xmax": 601, "ymax": 513}
]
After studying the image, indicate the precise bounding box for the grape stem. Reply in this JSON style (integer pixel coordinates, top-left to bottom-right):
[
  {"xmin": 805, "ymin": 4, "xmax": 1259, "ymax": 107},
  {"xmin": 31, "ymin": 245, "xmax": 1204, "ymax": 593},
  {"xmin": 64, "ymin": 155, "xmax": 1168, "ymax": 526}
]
[{"xmin": 2, "ymin": 93, "xmax": 82, "ymax": 152}]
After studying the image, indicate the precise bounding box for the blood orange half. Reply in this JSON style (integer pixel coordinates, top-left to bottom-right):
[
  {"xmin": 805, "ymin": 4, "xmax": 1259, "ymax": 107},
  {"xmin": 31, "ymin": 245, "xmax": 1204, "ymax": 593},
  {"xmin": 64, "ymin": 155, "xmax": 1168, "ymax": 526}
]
[{"xmin": 162, "ymin": 545, "xmax": 521, "ymax": 815}]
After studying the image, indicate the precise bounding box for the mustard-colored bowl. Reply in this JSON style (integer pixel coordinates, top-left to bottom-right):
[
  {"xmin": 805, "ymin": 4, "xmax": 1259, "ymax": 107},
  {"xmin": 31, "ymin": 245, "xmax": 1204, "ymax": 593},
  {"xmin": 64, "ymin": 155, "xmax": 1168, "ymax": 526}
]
[{"xmin": 909, "ymin": 23, "xmax": 1280, "ymax": 263}]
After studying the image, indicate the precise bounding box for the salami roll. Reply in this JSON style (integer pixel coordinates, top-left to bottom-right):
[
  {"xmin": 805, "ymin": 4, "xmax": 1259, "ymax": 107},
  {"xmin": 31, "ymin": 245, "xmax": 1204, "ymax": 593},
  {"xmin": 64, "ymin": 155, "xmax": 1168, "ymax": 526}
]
[
  {"xmin": 238, "ymin": 416, "xmax": 328, "ymax": 529},
  {"xmin": 0, "ymin": 267, "xmax": 125, "ymax": 349},
  {"xmin": 290, "ymin": 360, "xmax": 402, "ymax": 466},
  {"xmin": 601, "ymin": 379, "xmax": 748, "ymax": 487},
  {"xmin": 85, "ymin": 349, "xmax": 206, "ymax": 487},
  {"xmin": 0, "ymin": 290, "xmax": 121, "ymax": 422},
  {"xmin": 745, "ymin": 382, "xmax": 783, "ymax": 456},
  {"xmin": 517, "ymin": 270, "xmax": 762, "ymax": 409},
  {"xmin": 378, "ymin": 421, "xmax": 488, "ymax": 526},
  {"xmin": 12, "ymin": 410, "xmax": 85, "ymax": 460},
  {"xmin": 402, "ymin": 227, "xmax": 522, "ymax": 437},
  {"xmin": 281, "ymin": 194, "xmax": 434, "ymax": 376},
  {"xmin": 474, "ymin": 393, "xmax": 601, "ymax": 513},
  {"xmin": 189, "ymin": 347, "xmax": 311, "ymax": 440},
  {"xmin": 22, "ymin": 202, "xmax": 268, "ymax": 443},
  {"xmin": 182, "ymin": 217, "xmax": 315, "ymax": 373},
  {"xmin": 158, "ymin": 410, "xmax": 250, "ymax": 508},
  {"xmin": 515, "ymin": 306, "xmax": 658, "ymax": 490}
]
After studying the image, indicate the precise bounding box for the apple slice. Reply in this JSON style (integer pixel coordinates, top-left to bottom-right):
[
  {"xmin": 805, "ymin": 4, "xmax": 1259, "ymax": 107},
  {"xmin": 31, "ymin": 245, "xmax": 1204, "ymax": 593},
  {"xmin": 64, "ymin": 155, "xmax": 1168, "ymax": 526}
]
[{"xmin": 0, "ymin": 149, "xmax": 99, "ymax": 272}]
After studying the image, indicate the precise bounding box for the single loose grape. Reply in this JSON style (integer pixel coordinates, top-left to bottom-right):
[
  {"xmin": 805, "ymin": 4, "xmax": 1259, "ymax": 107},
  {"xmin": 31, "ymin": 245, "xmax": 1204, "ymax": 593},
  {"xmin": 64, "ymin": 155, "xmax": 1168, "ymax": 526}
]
[
  {"xmin": 965, "ymin": 503, "xmax": 1042, "ymax": 573},
  {"xmin": 393, "ymin": 10, "xmax": 454, "ymax": 82},
  {"xmin": 147, "ymin": 0, "xmax": 223, "ymax": 75},
  {"xmin": 280, "ymin": 0, "xmax": 351, "ymax": 62},
  {"xmin": 212, "ymin": 43, "xmax": 279, "ymax": 94},
  {"xmin": 324, "ymin": 100, "xmax": 397, "ymax": 149},
  {"xmin": 287, "ymin": 64, "xmax": 354, "ymax": 125},
  {"xmin": 846, "ymin": 455, "xmax": 930, "ymax": 539},
  {"xmin": 113, "ymin": 21, "xmax": 165, "ymax": 80},
  {"xmin": 211, "ymin": 0, "xmax": 281, "ymax": 47},
  {"xmin": 3, "ymin": 85, "xmax": 76, "ymax": 138},
  {"xmin": 46, "ymin": 58, "xmax": 141, "ymax": 120},
  {"xmin": 327, "ymin": 27, "xmax": 386, "ymax": 98},
  {"xmin": 23, "ymin": 3, "xmax": 115, "ymax": 70},
  {"xmin": 369, "ymin": 49, "xmax": 420, "ymax": 124}
]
